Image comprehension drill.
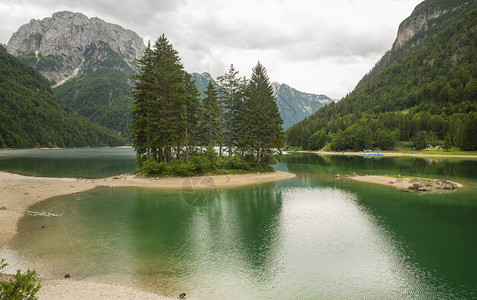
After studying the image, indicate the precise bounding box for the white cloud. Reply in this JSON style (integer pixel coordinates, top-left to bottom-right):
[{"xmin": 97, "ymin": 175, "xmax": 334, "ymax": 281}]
[{"xmin": 0, "ymin": 0, "xmax": 422, "ymax": 99}]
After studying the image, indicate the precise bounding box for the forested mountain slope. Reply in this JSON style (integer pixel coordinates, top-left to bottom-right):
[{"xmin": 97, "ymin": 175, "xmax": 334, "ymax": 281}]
[
  {"xmin": 7, "ymin": 11, "xmax": 145, "ymax": 141},
  {"xmin": 286, "ymin": 2, "xmax": 477, "ymax": 151},
  {"xmin": 0, "ymin": 46, "xmax": 124, "ymax": 148}
]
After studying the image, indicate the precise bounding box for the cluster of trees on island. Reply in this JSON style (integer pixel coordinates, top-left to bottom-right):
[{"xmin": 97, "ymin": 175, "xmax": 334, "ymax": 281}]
[{"xmin": 130, "ymin": 35, "xmax": 283, "ymax": 176}]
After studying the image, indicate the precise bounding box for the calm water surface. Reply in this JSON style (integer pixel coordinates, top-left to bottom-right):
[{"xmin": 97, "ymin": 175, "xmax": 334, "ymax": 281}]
[
  {"xmin": 0, "ymin": 147, "xmax": 136, "ymax": 178},
  {"xmin": 1, "ymin": 151, "xmax": 476, "ymax": 299}
]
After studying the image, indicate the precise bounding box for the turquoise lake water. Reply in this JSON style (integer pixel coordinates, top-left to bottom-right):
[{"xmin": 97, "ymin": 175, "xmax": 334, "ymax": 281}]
[{"xmin": 1, "ymin": 150, "xmax": 476, "ymax": 299}]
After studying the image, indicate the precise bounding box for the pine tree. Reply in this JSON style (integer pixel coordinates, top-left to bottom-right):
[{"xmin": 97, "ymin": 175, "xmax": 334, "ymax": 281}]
[
  {"xmin": 130, "ymin": 34, "xmax": 185, "ymax": 163},
  {"xmin": 202, "ymin": 80, "xmax": 221, "ymax": 148},
  {"xmin": 151, "ymin": 34, "xmax": 186, "ymax": 162},
  {"xmin": 217, "ymin": 64, "xmax": 244, "ymax": 156},
  {"xmin": 131, "ymin": 42, "xmax": 154, "ymax": 161},
  {"xmin": 243, "ymin": 62, "xmax": 283, "ymax": 164},
  {"xmin": 183, "ymin": 72, "xmax": 201, "ymax": 160}
]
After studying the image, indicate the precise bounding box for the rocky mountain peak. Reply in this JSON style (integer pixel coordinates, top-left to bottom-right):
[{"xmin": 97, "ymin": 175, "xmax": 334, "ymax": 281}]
[
  {"xmin": 271, "ymin": 82, "xmax": 334, "ymax": 129},
  {"xmin": 6, "ymin": 11, "xmax": 145, "ymax": 84},
  {"xmin": 392, "ymin": 0, "xmax": 476, "ymax": 50},
  {"xmin": 393, "ymin": 7, "xmax": 447, "ymax": 49}
]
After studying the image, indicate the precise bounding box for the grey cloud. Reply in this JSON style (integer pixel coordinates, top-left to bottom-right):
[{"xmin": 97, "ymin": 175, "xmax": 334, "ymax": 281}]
[
  {"xmin": 17, "ymin": 0, "xmax": 185, "ymax": 25},
  {"xmin": 3, "ymin": 0, "xmax": 419, "ymax": 99}
]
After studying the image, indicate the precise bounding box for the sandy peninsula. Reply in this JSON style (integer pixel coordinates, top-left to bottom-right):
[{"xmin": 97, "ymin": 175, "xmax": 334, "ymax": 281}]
[
  {"xmin": 0, "ymin": 170, "xmax": 295, "ymax": 299},
  {"xmin": 349, "ymin": 175, "xmax": 463, "ymax": 191}
]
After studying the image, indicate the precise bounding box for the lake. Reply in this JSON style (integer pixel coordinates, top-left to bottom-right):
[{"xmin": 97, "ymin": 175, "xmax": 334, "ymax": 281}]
[
  {"xmin": 0, "ymin": 147, "xmax": 136, "ymax": 178},
  {"xmin": 1, "ymin": 150, "xmax": 476, "ymax": 299}
]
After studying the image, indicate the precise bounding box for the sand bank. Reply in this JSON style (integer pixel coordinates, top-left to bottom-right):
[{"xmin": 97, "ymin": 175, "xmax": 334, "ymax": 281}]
[
  {"xmin": 36, "ymin": 279, "xmax": 172, "ymax": 300},
  {"xmin": 295, "ymin": 150, "xmax": 477, "ymax": 158},
  {"xmin": 0, "ymin": 170, "xmax": 295, "ymax": 299},
  {"xmin": 349, "ymin": 175, "xmax": 463, "ymax": 191}
]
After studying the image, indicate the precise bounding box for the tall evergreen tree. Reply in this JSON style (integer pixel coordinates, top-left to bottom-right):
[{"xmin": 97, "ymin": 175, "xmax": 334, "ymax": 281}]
[
  {"xmin": 217, "ymin": 64, "xmax": 245, "ymax": 156},
  {"xmin": 183, "ymin": 72, "xmax": 201, "ymax": 160},
  {"xmin": 243, "ymin": 62, "xmax": 283, "ymax": 164},
  {"xmin": 130, "ymin": 34, "xmax": 185, "ymax": 163},
  {"xmin": 131, "ymin": 42, "xmax": 154, "ymax": 161},
  {"xmin": 152, "ymin": 34, "xmax": 186, "ymax": 162},
  {"xmin": 202, "ymin": 80, "xmax": 221, "ymax": 148}
]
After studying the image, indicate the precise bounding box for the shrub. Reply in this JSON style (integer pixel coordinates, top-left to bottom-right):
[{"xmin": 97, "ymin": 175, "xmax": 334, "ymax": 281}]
[
  {"xmin": 189, "ymin": 155, "xmax": 213, "ymax": 174},
  {"xmin": 141, "ymin": 160, "xmax": 166, "ymax": 176},
  {"xmin": 0, "ymin": 259, "xmax": 42, "ymax": 300}
]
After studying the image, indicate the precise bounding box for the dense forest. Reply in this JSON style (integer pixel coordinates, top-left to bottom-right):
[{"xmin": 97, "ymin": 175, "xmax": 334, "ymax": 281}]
[
  {"xmin": 286, "ymin": 8, "xmax": 477, "ymax": 151},
  {"xmin": 0, "ymin": 46, "xmax": 124, "ymax": 148},
  {"xmin": 131, "ymin": 35, "xmax": 283, "ymax": 176}
]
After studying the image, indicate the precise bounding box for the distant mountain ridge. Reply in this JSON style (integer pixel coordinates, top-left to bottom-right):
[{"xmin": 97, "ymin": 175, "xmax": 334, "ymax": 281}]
[
  {"xmin": 6, "ymin": 11, "xmax": 146, "ymax": 140},
  {"xmin": 7, "ymin": 11, "xmax": 333, "ymax": 137},
  {"xmin": 7, "ymin": 11, "xmax": 145, "ymax": 85},
  {"xmin": 191, "ymin": 72, "xmax": 333, "ymax": 129},
  {"xmin": 271, "ymin": 82, "xmax": 333, "ymax": 130},
  {"xmin": 191, "ymin": 72, "xmax": 216, "ymax": 98}
]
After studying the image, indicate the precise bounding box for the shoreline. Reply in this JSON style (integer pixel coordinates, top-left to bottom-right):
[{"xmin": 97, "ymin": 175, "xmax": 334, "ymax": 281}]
[
  {"xmin": 348, "ymin": 174, "xmax": 463, "ymax": 191},
  {"xmin": 290, "ymin": 150, "xmax": 477, "ymax": 158},
  {"xmin": 0, "ymin": 170, "xmax": 295, "ymax": 299}
]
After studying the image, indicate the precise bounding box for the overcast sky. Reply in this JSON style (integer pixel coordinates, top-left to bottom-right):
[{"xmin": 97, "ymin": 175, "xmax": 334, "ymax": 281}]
[{"xmin": 0, "ymin": 0, "xmax": 422, "ymax": 99}]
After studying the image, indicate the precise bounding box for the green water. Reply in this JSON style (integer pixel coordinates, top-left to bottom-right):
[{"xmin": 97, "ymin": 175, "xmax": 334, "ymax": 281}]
[
  {"xmin": 1, "ymin": 152, "xmax": 477, "ymax": 299},
  {"xmin": 0, "ymin": 148, "xmax": 136, "ymax": 178}
]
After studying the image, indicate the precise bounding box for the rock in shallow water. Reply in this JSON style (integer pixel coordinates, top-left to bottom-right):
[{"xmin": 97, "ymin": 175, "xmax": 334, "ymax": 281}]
[{"xmin": 408, "ymin": 179, "xmax": 458, "ymax": 192}]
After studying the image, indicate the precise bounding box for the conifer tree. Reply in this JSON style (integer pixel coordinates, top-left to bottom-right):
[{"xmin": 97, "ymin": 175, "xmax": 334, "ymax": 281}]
[
  {"xmin": 217, "ymin": 64, "xmax": 244, "ymax": 156},
  {"xmin": 151, "ymin": 34, "xmax": 186, "ymax": 162},
  {"xmin": 243, "ymin": 62, "xmax": 283, "ymax": 164},
  {"xmin": 183, "ymin": 72, "xmax": 201, "ymax": 160},
  {"xmin": 130, "ymin": 34, "xmax": 185, "ymax": 163},
  {"xmin": 131, "ymin": 42, "xmax": 154, "ymax": 161},
  {"xmin": 202, "ymin": 81, "xmax": 221, "ymax": 148}
]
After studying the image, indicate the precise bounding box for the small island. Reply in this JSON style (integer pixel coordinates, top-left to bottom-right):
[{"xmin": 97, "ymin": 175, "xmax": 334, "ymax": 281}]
[
  {"xmin": 130, "ymin": 37, "xmax": 283, "ymax": 178},
  {"xmin": 349, "ymin": 174, "xmax": 462, "ymax": 192}
]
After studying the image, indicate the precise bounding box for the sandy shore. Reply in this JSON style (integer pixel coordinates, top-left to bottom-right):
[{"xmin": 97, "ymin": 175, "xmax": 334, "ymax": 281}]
[
  {"xmin": 295, "ymin": 150, "xmax": 477, "ymax": 158},
  {"xmin": 0, "ymin": 170, "xmax": 295, "ymax": 299},
  {"xmin": 349, "ymin": 175, "xmax": 463, "ymax": 191}
]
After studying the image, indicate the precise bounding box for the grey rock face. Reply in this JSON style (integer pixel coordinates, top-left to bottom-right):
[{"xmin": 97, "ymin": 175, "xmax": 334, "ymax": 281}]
[
  {"xmin": 392, "ymin": 0, "xmax": 476, "ymax": 50},
  {"xmin": 394, "ymin": 9, "xmax": 446, "ymax": 49},
  {"xmin": 6, "ymin": 11, "xmax": 145, "ymax": 84}
]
